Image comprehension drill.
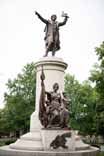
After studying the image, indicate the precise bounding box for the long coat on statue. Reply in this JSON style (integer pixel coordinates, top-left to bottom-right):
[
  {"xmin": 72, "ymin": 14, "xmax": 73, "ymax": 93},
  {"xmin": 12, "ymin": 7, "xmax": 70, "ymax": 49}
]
[
  {"xmin": 44, "ymin": 20, "xmax": 60, "ymax": 52},
  {"xmin": 35, "ymin": 12, "xmax": 68, "ymax": 53}
]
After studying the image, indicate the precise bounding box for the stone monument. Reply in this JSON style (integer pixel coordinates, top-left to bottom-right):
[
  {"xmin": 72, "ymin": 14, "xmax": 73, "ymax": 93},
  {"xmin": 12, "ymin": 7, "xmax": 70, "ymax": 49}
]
[{"xmin": 0, "ymin": 12, "xmax": 99, "ymax": 156}]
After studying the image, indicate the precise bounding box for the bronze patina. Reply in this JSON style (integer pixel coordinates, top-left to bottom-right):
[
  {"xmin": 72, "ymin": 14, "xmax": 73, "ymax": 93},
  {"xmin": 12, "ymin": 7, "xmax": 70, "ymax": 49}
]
[
  {"xmin": 39, "ymin": 67, "xmax": 70, "ymax": 129},
  {"xmin": 35, "ymin": 11, "xmax": 69, "ymax": 57}
]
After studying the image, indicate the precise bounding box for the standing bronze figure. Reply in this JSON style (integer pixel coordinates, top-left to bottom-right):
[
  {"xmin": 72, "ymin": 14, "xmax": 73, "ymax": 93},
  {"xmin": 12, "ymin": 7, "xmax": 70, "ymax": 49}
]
[{"xmin": 35, "ymin": 11, "xmax": 69, "ymax": 57}]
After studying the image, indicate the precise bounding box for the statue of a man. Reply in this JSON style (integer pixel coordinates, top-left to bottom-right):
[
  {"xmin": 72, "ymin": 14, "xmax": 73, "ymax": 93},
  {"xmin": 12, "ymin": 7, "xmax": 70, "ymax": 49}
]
[{"xmin": 35, "ymin": 11, "xmax": 69, "ymax": 57}]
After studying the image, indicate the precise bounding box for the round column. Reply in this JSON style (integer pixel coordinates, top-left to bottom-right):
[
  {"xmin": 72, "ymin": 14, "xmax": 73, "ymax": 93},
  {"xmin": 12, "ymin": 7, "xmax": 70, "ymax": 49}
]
[{"xmin": 30, "ymin": 57, "xmax": 67, "ymax": 131}]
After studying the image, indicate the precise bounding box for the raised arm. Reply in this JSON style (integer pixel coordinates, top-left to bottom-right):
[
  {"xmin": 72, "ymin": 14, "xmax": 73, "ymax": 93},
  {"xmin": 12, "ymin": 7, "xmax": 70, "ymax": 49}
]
[
  {"xmin": 35, "ymin": 11, "xmax": 48, "ymax": 24},
  {"xmin": 58, "ymin": 16, "xmax": 69, "ymax": 27}
]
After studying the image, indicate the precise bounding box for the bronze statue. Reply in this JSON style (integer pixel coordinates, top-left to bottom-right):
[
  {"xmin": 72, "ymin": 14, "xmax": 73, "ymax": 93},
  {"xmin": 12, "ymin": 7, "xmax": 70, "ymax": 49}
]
[
  {"xmin": 50, "ymin": 135, "xmax": 68, "ymax": 149},
  {"xmin": 45, "ymin": 83, "xmax": 62, "ymax": 128},
  {"xmin": 39, "ymin": 67, "xmax": 70, "ymax": 128},
  {"xmin": 35, "ymin": 11, "xmax": 69, "ymax": 57},
  {"xmin": 50, "ymin": 132, "xmax": 71, "ymax": 149}
]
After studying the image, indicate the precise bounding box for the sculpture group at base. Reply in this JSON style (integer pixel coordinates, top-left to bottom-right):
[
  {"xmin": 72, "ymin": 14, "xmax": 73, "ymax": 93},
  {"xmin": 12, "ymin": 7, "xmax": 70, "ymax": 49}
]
[
  {"xmin": 39, "ymin": 67, "xmax": 70, "ymax": 129},
  {"xmin": 35, "ymin": 11, "xmax": 69, "ymax": 57}
]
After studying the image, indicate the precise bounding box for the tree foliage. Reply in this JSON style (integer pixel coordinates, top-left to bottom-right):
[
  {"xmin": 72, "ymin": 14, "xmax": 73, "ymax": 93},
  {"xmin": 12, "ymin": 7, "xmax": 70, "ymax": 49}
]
[
  {"xmin": 65, "ymin": 74, "xmax": 97, "ymax": 134},
  {"xmin": 0, "ymin": 62, "xmax": 36, "ymax": 134},
  {"xmin": 90, "ymin": 41, "xmax": 104, "ymax": 135}
]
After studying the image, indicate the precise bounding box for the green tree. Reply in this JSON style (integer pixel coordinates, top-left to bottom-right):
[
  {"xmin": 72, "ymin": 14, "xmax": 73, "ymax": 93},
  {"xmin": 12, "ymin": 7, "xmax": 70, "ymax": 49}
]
[
  {"xmin": 2, "ymin": 62, "xmax": 36, "ymax": 134},
  {"xmin": 90, "ymin": 41, "xmax": 104, "ymax": 136},
  {"xmin": 65, "ymin": 74, "xmax": 97, "ymax": 134},
  {"xmin": 0, "ymin": 109, "xmax": 7, "ymax": 133}
]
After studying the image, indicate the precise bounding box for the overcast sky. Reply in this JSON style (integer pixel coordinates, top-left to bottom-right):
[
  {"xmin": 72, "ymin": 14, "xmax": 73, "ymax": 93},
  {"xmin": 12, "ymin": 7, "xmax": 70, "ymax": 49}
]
[{"xmin": 0, "ymin": 0, "xmax": 104, "ymax": 108}]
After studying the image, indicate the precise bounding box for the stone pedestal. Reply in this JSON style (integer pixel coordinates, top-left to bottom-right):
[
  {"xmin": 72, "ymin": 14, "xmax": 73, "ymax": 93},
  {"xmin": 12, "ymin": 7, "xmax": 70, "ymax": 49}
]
[{"xmin": 10, "ymin": 57, "xmax": 68, "ymax": 151}]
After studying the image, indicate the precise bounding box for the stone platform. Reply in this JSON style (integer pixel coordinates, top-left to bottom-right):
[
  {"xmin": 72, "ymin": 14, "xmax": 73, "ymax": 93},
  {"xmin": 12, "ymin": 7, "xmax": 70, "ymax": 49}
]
[
  {"xmin": 0, "ymin": 130, "xmax": 99, "ymax": 156},
  {"xmin": 9, "ymin": 129, "xmax": 90, "ymax": 151},
  {"xmin": 0, "ymin": 146, "xmax": 99, "ymax": 156}
]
